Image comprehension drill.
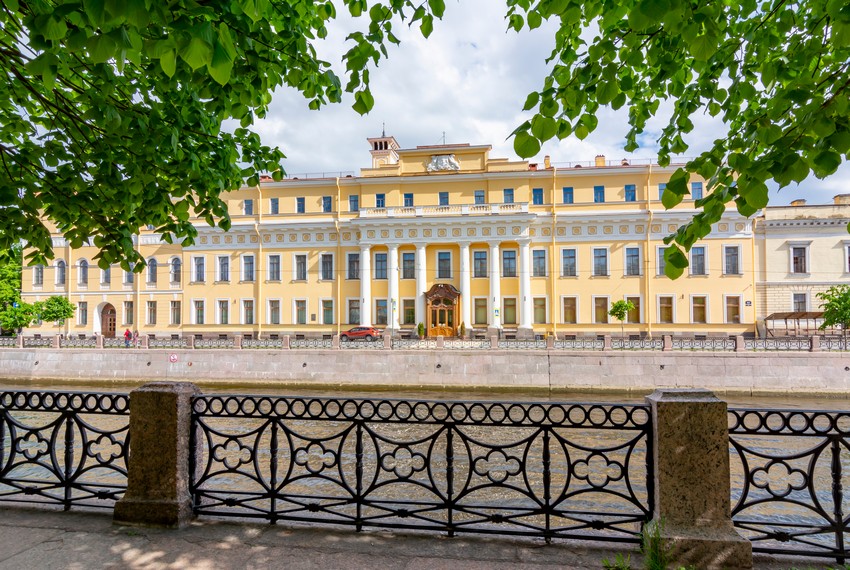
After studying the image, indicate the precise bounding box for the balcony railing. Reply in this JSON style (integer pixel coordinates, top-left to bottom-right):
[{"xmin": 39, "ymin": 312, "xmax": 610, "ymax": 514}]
[{"xmin": 358, "ymin": 203, "xmax": 530, "ymax": 218}]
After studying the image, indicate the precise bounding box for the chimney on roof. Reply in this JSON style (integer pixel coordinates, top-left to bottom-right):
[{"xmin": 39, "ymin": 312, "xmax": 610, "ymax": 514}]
[
  {"xmin": 790, "ymin": 199, "xmax": 807, "ymax": 207},
  {"xmin": 529, "ymin": 163, "xmax": 537, "ymax": 171},
  {"xmin": 834, "ymin": 194, "xmax": 850, "ymax": 205},
  {"xmin": 544, "ymin": 155, "xmax": 551, "ymax": 169},
  {"xmin": 595, "ymin": 154, "xmax": 606, "ymax": 167}
]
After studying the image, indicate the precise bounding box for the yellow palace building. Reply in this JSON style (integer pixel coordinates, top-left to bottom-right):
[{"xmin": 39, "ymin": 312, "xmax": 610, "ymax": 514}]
[{"xmin": 21, "ymin": 135, "xmax": 757, "ymax": 339}]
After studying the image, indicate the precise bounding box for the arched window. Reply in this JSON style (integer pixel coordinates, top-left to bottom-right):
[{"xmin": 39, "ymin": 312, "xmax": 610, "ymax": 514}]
[
  {"xmin": 33, "ymin": 264, "xmax": 43, "ymax": 286},
  {"xmin": 79, "ymin": 259, "xmax": 88, "ymax": 285},
  {"xmin": 147, "ymin": 258, "xmax": 158, "ymax": 285},
  {"xmin": 170, "ymin": 258, "xmax": 181, "ymax": 284},
  {"xmin": 56, "ymin": 260, "xmax": 66, "ymax": 285},
  {"xmin": 101, "ymin": 265, "xmax": 111, "ymax": 285}
]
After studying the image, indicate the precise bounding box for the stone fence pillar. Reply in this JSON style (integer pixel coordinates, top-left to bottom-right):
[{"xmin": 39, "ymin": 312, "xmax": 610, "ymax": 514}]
[
  {"xmin": 546, "ymin": 335, "xmax": 555, "ymax": 349},
  {"xmin": 436, "ymin": 335, "xmax": 444, "ymax": 349},
  {"xmin": 139, "ymin": 335, "xmax": 149, "ymax": 349},
  {"xmin": 16, "ymin": 335, "xmax": 23, "ymax": 348},
  {"xmin": 734, "ymin": 335, "xmax": 746, "ymax": 352},
  {"xmin": 332, "ymin": 335, "xmax": 340, "ymax": 349},
  {"xmin": 185, "ymin": 335, "xmax": 194, "ymax": 349},
  {"xmin": 114, "ymin": 381, "xmax": 200, "ymax": 528},
  {"xmin": 490, "ymin": 336, "xmax": 498, "ymax": 349},
  {"xmin": 810, "ymin": 335, "xmax": 820, "ymax": 352},
  {"xmin": 53, "ymin": 334, "xmax": 61, "ymax": 349},
  {"xmin": 602, "ymin": 334, "xmax": 611, "ymax": 351},
  {"xmin": 383, "ymin": 334, "xmax": 392, "ymax": 349},
  {"xmin": 646, "ymin": 389, "xmax": 751, "ymax": 569},
  {"xmin": 282, "ymin": 335, "xmax": 291, "ymax": 349},
  {"xmin": 662, "ymin": 334, "xmax": 672, "ymax": 351},
  {"xmin": 233, "ymin": 335, "xmax": 242, "ymax": 349}
]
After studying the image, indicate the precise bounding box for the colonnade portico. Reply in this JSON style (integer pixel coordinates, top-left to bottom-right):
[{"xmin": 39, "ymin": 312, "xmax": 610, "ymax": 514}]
[{"xmin": 358, "ymin": 238, "xmax": 535, "ymax": 337}]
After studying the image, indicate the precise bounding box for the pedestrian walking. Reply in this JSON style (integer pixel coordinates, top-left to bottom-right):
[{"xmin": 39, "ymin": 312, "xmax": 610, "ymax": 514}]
[{"xmin": 123, "ymin": 328, "xmax": 131, "ymax": 348}]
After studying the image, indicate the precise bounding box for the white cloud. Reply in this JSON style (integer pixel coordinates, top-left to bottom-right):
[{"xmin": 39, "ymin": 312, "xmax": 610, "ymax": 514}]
[{"xmin": 250, "ymin": 1, "xmax": 845, "ymax": 206}]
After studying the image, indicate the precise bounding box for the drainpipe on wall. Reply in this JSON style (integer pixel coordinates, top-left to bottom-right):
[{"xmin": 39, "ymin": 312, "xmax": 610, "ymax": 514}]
[
  {"xmin": 550, "ymin": 165, "xmax": 558, "ymax": 339},
  {"xmin": 256, "ymin": 180, "xmax": 263, "ymax": 339},
  {"xmin": 335, "ymin": 177, "xmax": 342, "ymax": 337},
  {"xmin": 644, "ymin": 163, "xmax": 653, "ymax": 339},
  {"xmin": 750, "ymin": 217, "xmax": 758, "ymax": 338}
]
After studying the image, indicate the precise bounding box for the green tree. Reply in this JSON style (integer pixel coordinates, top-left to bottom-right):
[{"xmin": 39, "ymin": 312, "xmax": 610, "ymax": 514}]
[
  {"xmin": 507, "ymin": 0, "xmax": 850, "ymax": 278},
  {"xmin": 817, "ymin": 285, "xmax": 850, "ymax": 348},
  {"xmin": 0, "ymin": 246, "xmax": 23, "ymax": 309},
  {"xmin": 0, "ymin": 302, "xmax": 36, "ymax": 334},
  {"xmin": 608, "ymin": 299, "xmax": 636, "ymax": 340},
  {"xmin": 35, "ymin": 296, "xmax": 76, "ymax": 326}
]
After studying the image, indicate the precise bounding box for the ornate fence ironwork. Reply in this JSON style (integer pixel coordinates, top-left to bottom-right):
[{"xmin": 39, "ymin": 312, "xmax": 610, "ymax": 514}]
[
  {"xmin": 149, "ymin": 337, "xmax": 189, "ymax": 349},
  {"xmin": 745, "ymin": 338, "xmax": 811, "ymax": 351},
  {"xmin": 0, "ymin": 337, "xmax": 16, "ymax": 347},
  {"xmin": 60, "ymin": 337, "xmax": 97, "ymax": 348},
  {"xmin": 611, "ymin": 338, "xmax": 664, "ymax": 351},
  {"xmin": 190, "ymin": 395, "xmax": 653, "ymax": 544},
  {"xmin": 243, "ymin": 338, "xmax": 284, "ymax": 349},
  {"xmin": 23, "ymin": 337, "xmax": 53, "ymax": 348},
  {"xmin": 554, "ymin": 338, "xmax": 605, "ymax": 350},
  {"xmin": 443, "ymin": 340, "xmax": 490, "ymax": 350},
  {"xmin": 671, "ymin": 337, "xmax": 735, "ymax": 351},
  {"xmin": 195, "ymin": 338, "xmax": 235, "ymax": 349},
  {"xmin": 497, "ymin": 339, "xmax": 547, "ymax": 350},
  {"xmin": 0, "ymin": 390, "xmax": 129, "ymax": 510},
  {"xmin": 339, "ymin": 339, "xmax": 385, "ymax": 350},
  {"xmin": 392, "ymin": 339, "xmax": 437, "ymax": 350},
  {"xmin": 290, "ymin": 338, "xmax": 334, "ymax": 349},
  {"xmin": 728, "ymin": 408, "xmax": 850, "ymax": 563},
  {"xmin": 103, "ymin": 337, "xmax": 130, "ymax": 348},
  {"xmin": 822, "ymin": 338, "xmax": 849, "ymax": 351}
]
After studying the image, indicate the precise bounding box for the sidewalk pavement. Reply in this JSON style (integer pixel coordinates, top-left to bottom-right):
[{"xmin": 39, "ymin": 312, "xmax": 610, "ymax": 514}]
[{"xmin": 0, "ymin": 507, "xmax": 839, "ymax": 569}]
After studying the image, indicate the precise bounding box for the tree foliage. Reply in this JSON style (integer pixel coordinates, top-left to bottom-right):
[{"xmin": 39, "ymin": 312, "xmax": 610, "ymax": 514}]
[
  {"xmin": 0, "ymin": 303, "xmax": 35, "ymax": 333},
  {"xmin": 34, "ymin": 295, "xmax": 75, "ymax": 325},
  {"xmin": 507, "ymin": 0, "xmax": 850, "ymax": 278},
  {"xmin": 817, "ymin": 285, "xmax": 850, "ymax": 343},
  {"xmin": 608, "ymin": 299, "xmax": 635, "ymax": 338}
]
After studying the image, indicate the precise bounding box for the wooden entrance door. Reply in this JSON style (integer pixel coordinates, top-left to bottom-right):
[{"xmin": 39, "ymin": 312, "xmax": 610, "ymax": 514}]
[
  {"xmin": 424, "ymin": 283, "xmax": 461, "ymax": 338},
  {"xmin": 101, "ymin": 304, "xmax": 116, "ymax": 338}
]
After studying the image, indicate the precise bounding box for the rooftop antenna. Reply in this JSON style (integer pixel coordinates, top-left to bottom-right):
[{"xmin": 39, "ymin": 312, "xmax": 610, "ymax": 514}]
[
  {"xmin": 442, "ymin": 131, "xmax": 446, "ymax": 144},
  {"xmin": 381, "ymin": 122, "xmax": 385, "ymax": 137}
]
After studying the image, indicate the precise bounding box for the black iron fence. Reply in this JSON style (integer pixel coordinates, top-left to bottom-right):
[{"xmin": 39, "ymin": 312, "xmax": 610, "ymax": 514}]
[
  {"xmin": 729, "ymin": 408, "xmax": 850, "ymax": 563},
  {"xmin": 0, "ymin": 390, "xmax": 129, "ymax": 509},
  {"xmin": 189, "ymin": 395, "xmax": 654, "ymax": 544}
]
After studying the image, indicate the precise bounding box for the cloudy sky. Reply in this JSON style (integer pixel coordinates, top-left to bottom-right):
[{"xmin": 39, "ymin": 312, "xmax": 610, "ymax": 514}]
[{"xmin": 250, "ymin": 0, "xmax": 846, "ymax": 206}]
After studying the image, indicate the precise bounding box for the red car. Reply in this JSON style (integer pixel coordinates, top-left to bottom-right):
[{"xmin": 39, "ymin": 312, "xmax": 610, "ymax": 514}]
[{"xmin": 339, "ymin": 326, "xmax": 383, "ymax": 341}]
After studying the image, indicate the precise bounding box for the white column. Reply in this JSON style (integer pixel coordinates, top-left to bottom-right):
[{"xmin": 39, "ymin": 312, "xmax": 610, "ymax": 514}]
[
  {"xmin": 388, "ymin": 244, "xmax": 400, "ymax": 332},
  {"xmin": 415, "ymin": 243, "xmax": 427, "ymax": 326},
  {"xmin": 360, "ymin": 245, "xmax": 371, "ymax": 326},
  {"xmin": 519, "ymin": 239, "xmax": 533, "ymax": 330},
  {"xmin": 459, "ymin": 242, "xmax": 471, "ymax": 329},
  {"xmin": 489, "ymin": 242, "xmax": 501, "ymax": 329}
]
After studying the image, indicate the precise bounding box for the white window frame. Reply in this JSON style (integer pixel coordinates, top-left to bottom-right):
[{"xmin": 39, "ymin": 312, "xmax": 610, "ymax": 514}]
[
  {"xmin": 374, "ymin": 251, "xmax": 388, "ymax": 280},
  {"xmin": 192, "ymin": 255, "xmax": 206, "ymax": 283},
  {"xmin": 215, "ymin": 298, "xmax": 230, "ymax": 325},
  {"xmin": 656, "ymin": 294, "xmax": 676, "ymax": 324},
  {"xmin": 33, "ymin": 264, "xmax": 44, "ymax": 287},
  {"xmin": 123, "ymin": 300, "xmax": 134, "ymax": 325},
  {"xmin": 656, "ymin": 246, "xmax": 667, "ymax": 277},
  {"xmin": 319, "ymin": 297, "xmax": 334, "ymax": 325},
  {"xmin": 55, "ymin": 260, "xmax": 66, "ymax": 286},
  {"xmin": 146, "ymin": 258, "xmax": 158, "ymax": 285},
  {"xmin": 217, "ymin": 255, "xmax": 230, "ymax": 282},
  {"xmin": 723, "ymin": 294, "xmax": 742, "ymax": 324},
  {"xmin": 269, "ymin": 197, "xmax": 279, "ymax": 215},
  {"xmin": 472, "ymin": 296, "xmax": 489, "ymax": 325},
  {"xmin": 591, "ymin": 247, "xmax": 610, "ymax": 277},
  {"xmin": 560, "ymin": 247, "xmax": 578, "ymax": 278},
  {"xmin": 169, "ymin": 257, "xmax": 181, "ymax": 285},
  {"xmin": 292, "ymin": 252, "xmax": 308, "ymax": 282},
  {"xmin": 561, "ymin": 295, "xmax": 579, "ymax": 324},
  {"xmin": 791, "ymin": 292, "xmax": 808, "ymax": 312},
  {"xmin": 319, "ymin": 252, "xmax": 334, "ymax": 281},
  {"xmin": 623, "ymin": 246, "xmax": 642, "ymax": 277},
  {"xmin": 192, "ymin": 298, "xmax": 205, "ymax": 325},
  {"xmin": 267, "ymin": 298, "xmax": 282, "ymax": 325},
  {"xmin": 347, "ymin": 252, "xmax": 360, "ymax": 280},
  {"xmin": 531, "ymin": 249, "xmax": 548, "ymax": 278},
  {"xmin": 592, "ymin": 295, "xmax": 610, "ymax": 324},
  {"xmin": 690, "ymin": 294, "xmax": 710, "ymax": 324},
  {"xmin": 472, "ymin": 249, "xmax": 488, "ymax": 279},
  {"xmin": 787, "ymin": 241, "xmax": 811, "ymax": 275},
  {"xmin": 346, "ymin": 297, "xmax": 360, "ymax": 325},
  {"xmin": 293, "ymin": 298, "xmax": 308, "ymax": 325},
  {"xmin": 146, "ymin": 300, "xmax": 156, "ymax": 326},
  {"xmin": 77, "ymin": 258, "xmax": 89, "ymax": 287},
  {"xmin": 401, "ymin": 251, "xmax": 416, "ymax": 280},
  {"xmin": 241, "ymin": 253, "xmax": 255, "ymax": 282},
  {"xmin": 241, "ymin": 298, "xmax": 255, "ymax": 325},
  {"xmin": 243, "ymin": 199, "xmax": 253, "ymax": 215},
  {"xmin": 689, "ymin": 246, "xmax": 708, "ymax": 276},
  {"xmin": 845, "ymin": 242, "xmax": 850, "ymax": 274},
  {"xmin": 501, "ymin": 296, "xmax": 518, "ymax": 325},
  {"xmin": 401, "ymin": 297, "xmax": 416, "ymax": 325},
  {"xmin": 77, "ymin": 301, "xmax": 88, "ymax": 326},
  {"xmin": 722, "ymin": 244, "xmax": 742, "ymax": 276},
  {"xmin": 532, "ymin": 296, "xmax": 548, "ymax": 324},
  {"xmin": 436, "ymin": 250, "xmax": 452, "ymax": 280},
  {"xmin": 624, "ymin": 294, "xmax": 643, "ymax": 324},
  {"xmin": 374, "ymin": 298, "xmax": 389, "ymax": 326},
  {"xmin": 501, "ymin": 249, "xmax": 519, "ymax": 278},
  {"xmin": 170, "ymin": 300, "xmax": 181, "ymax": 325},
  {"xmin": 267, "ymin": 254, "xmax": 281, "ymax": 281}
]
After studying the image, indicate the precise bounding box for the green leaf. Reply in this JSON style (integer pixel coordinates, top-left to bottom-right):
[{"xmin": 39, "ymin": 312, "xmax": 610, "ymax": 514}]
[
  {"xmin": 522, "ymin": 92, "xmax": 539, "ymax": 111},
  {"xmin": 530, "ymin": 115, "xmax": 557, "ymax": 141},
  {"xmin": 160, "ymin": 49, "xmax": 176, "ymax": 77},
  {"xmin": 812, "ymin": 150, "xmax": 842, "ymax": 177},
  {"xmin": 689, "ymin": 34, "xmax": 715, "ymax": 61},
  {"xmin": 352, "ymin": 89, "xmax": 374, "ymax": 115},
  {"xmin": 663, "ymin": 245, "xmax": 687, "ymax": 279},
  {"xmin": 513, "ymin": 132, "xmax": 540, "ymax": 158},
  {"xmin": 180, "ymin": 37, "xmax": 214, "ymax": 70},
  {"xmin": 420, "ymin": 15, "xmax": 434, "ymax": 37}
]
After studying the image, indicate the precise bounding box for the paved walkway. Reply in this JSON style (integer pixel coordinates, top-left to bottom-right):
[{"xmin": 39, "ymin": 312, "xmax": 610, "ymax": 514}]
[{"xmin": 0, "ymin": 507, "xmax": 839, "ymax": 569}]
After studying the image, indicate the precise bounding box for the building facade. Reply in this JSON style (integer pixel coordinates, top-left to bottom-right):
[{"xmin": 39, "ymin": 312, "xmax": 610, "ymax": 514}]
[{"xmin": 22, "ymin": 136, "xmax": 759, "ymax": 339}]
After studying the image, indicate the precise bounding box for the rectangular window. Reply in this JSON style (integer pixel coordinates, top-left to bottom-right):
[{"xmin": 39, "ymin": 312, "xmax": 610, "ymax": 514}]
[
  {"xmin": 625, "ymin": 247, "xmax": 641, "ymax": 276},
  {"xmin": 474, "ymin": 190, "xmax": 485, "ymax": 204},
  {"xmin": 474, "ymin": 298, "xmax": 487, "ymax": 325},
  {"xmin": 562, "ymin": 249, "xmax": 577, "ymax": 277},
  {"xmin": 692, "ymin": 296, "xmax": 707, "ymax": 324},
  {"xmin": 295, "ymin": 300, "xmax": 307, "ymax": 325},
  {"xmin": 402, "ymin": 252, "xmax": 415, "ymax": 279},
  {"xmin": 563, "ymin": 297, "xmax": 577, "ymax": 324},
  {"xmin": 376, "ymin": 193, "xmax": 385, "ymax": 208},
  {"xmin": 791, "ymin": 246, "xmax": 807, "ymax": 273},
  {"xmin": 532, "ymin": 250, "xmax": 546, "ymax": 277},
  {"xmin": 437, "ymin": 252, "xmax": 451, "ymax": 279},
  {"xmin": 624, "ymin": 184, "xmax": 636, "ymax": 202},
  {"xmin": 268, "ymin": 255, "xmax": 281, "ymax": 281},
  {"xmin": 348, "ymin": 253, "xmax": 360, "ymax": 279},
  {"xmin": 592, "ymin": 248, "xmax": 608, "ymax": 276},
  {"xmin": 322, "ymin": 300, "xmax": 333, "ymax": 324},
  {"xmin": 242, "ymin": 255, "xmax": 254, "ymax": 281},
  {"xmin": 439, "ymin": 192, "xmax": 449, "ymax": 206},
  {"xmin": 123, "ymin": 301, "xmax": 134, "ymax": 325},
  {"xmin": 793, "ymin": 293, "xmax": 807, "ymax": 311},
  {"xmin": 658, "ymin": 183, "xmax": 666, "ymax": 201},
  {"xmin": 725, "ymin": 296, "xmax": 741, "ymax": 324},
  {"xmin": 594, "ymin": 297, "xmax": 608, "ymax": 323},
  {"xmin": 349, "ymin": 195, "xmax": 359, "ymax": 212},
  {"xmin": 322, "ymin": 196, "xmax": 332, "ymax": 213},
  {"xmin": 102, "ymin": 266, "xmax": 110, "ymax": 285},
  {"xmin": 502, "ymin": 250, "xmax": 517, "ymax": 277},
  {"xmin": 402, "ymin": 299, "xmax": 415, "ymax": 325},
  {"xmin": 268, "ymin": 300, "xmax": 280, "ymax": 325},
  {"xmin": 217, "ymin": 256, "xmax": 229, "ymax": 282},
  {"xmin": 79, "ymin": 302, "xmax": 88, "ymax": 326},
  {"xmin": 593, "ymin": 185, "xmax": 605, "ymax": 203},
  {"xmin": 295, "ymin": 255, "xmax": 307, "ymax": 281},
  {"xmin": 193, "ymin": 257, "xmax": 205, "ymax": 282},
  {"xmin": 146, "ymin": 301, "xmax": 156, "ymax": 325},
  {"xmin": 320, "ymin": 254, "xmax": 333, "ymax": 280},
  {"xmin": 193, "ymin": 300, "xmax": 204, "ymax": 325},
  {"xmin": 503, "ymin": 188, "xmax": 514, "ymax": 204},
  {"xmin": 403, "ymin": 193, "xmax": 414, "ymax": 207},
  {"xmin": 348, "ymin": 299, "xmax": 360, "ymax": 325},
  {"xmin": 375, "ymin": 299, "xmax": 388, "ymax": 325},
  {"xmin": 473, "ymin": 251, "xmax": 487, "ymax": 278},
  {"xmin": 533, "ymin": 298, "xmax": 546, "ymax": 324},
  {"xmin": 296, "ymin": 197, "xmax": 305, "ymax": 213},
  {"xmin": 724, "ymin": 246, "xmax": 740, "ymax": 275},
  {"xmin": 124, "ymin": 266, "xmax": 134, "ymax": 284},
  {"xmin": 503, "ymin": 298, "xmax": 517, "ymax": 325},
  {"xmin": 691, "ymin": 182, "xmax": 703, "ymax": 200},
  {"xmin": 218, "ymin": 300, "xmax": 229, "ymax": 325},
  {"xmin": 562, "ymin": 187, "xmax": 574, "ymax": 204},
  {"xmin": 170, "ymin": 301, "xmax": 181, "ymax": 325},
  {"xmin": 659, "ymin": 296, "xmax": 674, "ymax": 323},
  {"xmin": 691, "ymin": 246, "xmax": 706, "ymax": 275},
  {"xmin": 626, "ymin": 296, "xmax": 641, "ymax": 323},
  {"xmin": 657, "ymin": 248, "xmax": 666, "ymax": 276},
  {"xmin": 33, "ymin": 265, "xmax": 44, "ymax": 286},
  {"xmin": 270, "ymin": 197, "xmax": 279, "ymax": 214},
  {"xmin": 243, "ymin": 300, "xmax": 254, "ymax": 325},
  {"xmin": 374, "ymin": 253, "xmax": 387, "ymax": 279},
  {"xmin": 532, "ymin": 188, "xmax": 544, "ymax": 205},
  {"xmin": 243, "ymin": 199, "xmax": 253, "ymax": 215}
]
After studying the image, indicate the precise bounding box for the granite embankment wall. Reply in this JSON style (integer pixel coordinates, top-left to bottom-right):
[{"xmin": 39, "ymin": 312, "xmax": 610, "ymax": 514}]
[{"xmin": 0, "ymin": 349, "xmax": 848, "ymax": 395}]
